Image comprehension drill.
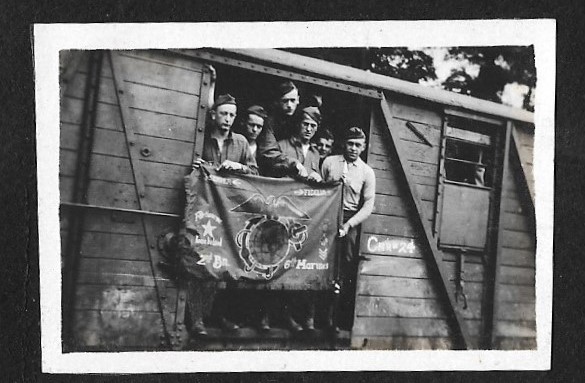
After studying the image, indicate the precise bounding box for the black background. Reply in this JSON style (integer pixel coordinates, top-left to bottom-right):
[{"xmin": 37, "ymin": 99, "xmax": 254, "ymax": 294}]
[{"xmin": 2, "ymin": 0, "xmax": 583, "ymax": 381}]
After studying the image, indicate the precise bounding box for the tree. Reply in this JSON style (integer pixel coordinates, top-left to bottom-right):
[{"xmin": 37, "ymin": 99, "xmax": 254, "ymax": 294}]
[
  {"xmin": 369, "ymin": 46, "xmax": 536, "ymax": 112},
  {"xmin": 370, "ymin": 48, "xmax": 437, "ymax": 84},
  {"xmin": 443, "ymin": 46, "xmax": 536, "ymax": 111}
]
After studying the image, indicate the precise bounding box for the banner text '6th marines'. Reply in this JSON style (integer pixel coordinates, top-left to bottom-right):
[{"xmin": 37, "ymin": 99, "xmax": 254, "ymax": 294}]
[{"xmin": 182, "ymin": 166, "xmax": 343, "ymax": 290}]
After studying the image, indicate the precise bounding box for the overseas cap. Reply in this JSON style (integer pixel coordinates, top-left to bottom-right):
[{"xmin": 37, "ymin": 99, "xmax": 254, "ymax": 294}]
[
  {"xmin": 276, "ymin": 81, "xmax": 297, "ymax": 98},
  {"xmin": 212, "ymin": 94, "xmax": 237, "ymax": 110},
  {"xmin": 345, "ymin": 126, "xmax": 366, "ymax": 140},
  {"xmin": 245, "ymin": 105, "xmax": 268, "ymax": 120},
  {"xmin": 300, "ymin": 106, "xmax": 322, "ymax": 125}
]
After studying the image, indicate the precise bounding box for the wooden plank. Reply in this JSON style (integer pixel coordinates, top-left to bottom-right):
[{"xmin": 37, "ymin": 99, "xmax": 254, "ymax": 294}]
[
  {"xmin": 362, "ymin": 214, "xmax": 417, "ymax": 238},
  {"xmin": 78, "ymin": 258, "xmax": 156, "ymax": 287},
  {"xmin": 74, "ymin": 285, "xmax": 162, "ymax": 311},
  {"xmin": 503, "ymin": 195, "xmax": 527, "ymax": 215},
  {"xmin": 371, "ymin": 120, "xmax": 442, "ymax": 146},
  {"xmin": 86, "ymin": 180, "xmax": 139, "ymax": 210},
  {"xmin": 133, "ymin": 135, "xmax": 194, "ymax": 166},
  {"xmin": 379, "ymin": 96, "xmax": 472, "ymax": 349},
  {"xmin": 375, "ymin": 177, "xmax": 436, "ymax": 201},
  {"xmin": 357, "ymin": 275, "xmax": 484, "ymax": 301},
  {"xmin": 370, "ymin": 138, "xmax": 440, "ymax": 165},
  {"xmin": 72, "ymin": 310, "xmax": 164, "ymax": 349},
  {"xmin": 60, "ymin": 175, "xmax": 75, "ymax": 202},
  {"xmin": 351, "ymin": 336, "xmax": 453, "ymax": 350},
  {"xmin": 87, "ymin": 154, "xmax": 190, "ymax": 190},
  {"xmin": 357, "ymin": 275, "xmax": 438, "ymax": 298},
  {"xmin": 500, "ymin": 247, "xmax": 535, "ymax": 268},
  {"xmin": 89, "ymin": 154, "xmax": 134, "ymax": 184},
  {"xmin": 121, "ymin": 50, "xmax": 204, "ymax": 73},
  {"xmin": 373, "ymin": 194, "xmax": 435, "ymax": 218},
  {"xmin": 496, "ymin": 284, "xmax": 535, "ymax": 303},
  {"xmin": 497, "ymin": 302, "xmax": 535, "ymax": 321},
  {"xmin": 502, "ymin": 211, "xmax": 533, "ymax": 232},
  {"xmin": 502, "ymin": 230, "xmax": 535, "ymax": 250},
  {"xmin": 494, "ymin": 320, "xmax": 536, "ymax": 338},
  {"xmin": 360, "ymin": 234, "xmax": 425, "ymax": 259},
  {"xmin": 359, "ymin": 255, "xmax": 435, "ymax": 279},
  {"xmin": 82, "ymin": 210, "xmax": 143, "ymax": 235},
  {"xmin": 62, "ymin": 98, "xmax": 198, "ymax": 142},
  {"xmin": 498, "ymin": 265, "xmax": 536, "ymax": 285},
  {"xmin": 117, "ymin": 53, "xmax": 203, "ymax": 95},
  {"xmin": 81, "ymin": 231, "xmax": 149, "ymax": 261},
  {"xmin": 140, "ymin": 161, "xmax": 191, "ymax": 189},
  {"xmin": 493, "ymin": 337, "xmax": 537, "ymax": 350},
  {"xmin": 358, "ymin": 255, "xmax": 483, "ymax": 283},
  {"xmin": 352, "ymin": 317, "xmax": 453, "ymax": 337},
  {"xmin": 67, "ymin": 73, "xmax": 200, "ymax": 118},
  {"xmin": 355, "ymin": 296, "xmax": 455, "ymax": 319},
  {"xmin": 391, "ymin": 101, "xmax": 443, "ymax": 126},
  {"xmin": 86, "ymin": 180, "xmax": 182, "ymax": 214},
  {"xmin": 60, "ymin": 149, "xmax": 78, "ymax": 177},
  {"xmin": 369, "ymin": 153, "xmax": 439, "ymax": 179}
]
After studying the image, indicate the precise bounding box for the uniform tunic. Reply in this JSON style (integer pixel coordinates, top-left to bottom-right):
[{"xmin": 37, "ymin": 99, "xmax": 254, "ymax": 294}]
[
  {"xmin": 202, "ymin": 131, "xmax": 258, "ymax": 175},
  {"xmin": 277, "ymin": 136, "xmax": 321, "ymax": 176}
]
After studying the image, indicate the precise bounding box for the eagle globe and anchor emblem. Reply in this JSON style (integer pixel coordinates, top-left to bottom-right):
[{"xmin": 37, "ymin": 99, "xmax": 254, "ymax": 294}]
[{"xmin": 232, "ymin": 194, "xmax": 309, "ymax": 279}]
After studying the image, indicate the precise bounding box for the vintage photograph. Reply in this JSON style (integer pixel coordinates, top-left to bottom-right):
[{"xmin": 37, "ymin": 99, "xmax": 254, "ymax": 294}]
[{"xmin": 37, "ymin": 21, "xmax": 554, "ymax": 372}]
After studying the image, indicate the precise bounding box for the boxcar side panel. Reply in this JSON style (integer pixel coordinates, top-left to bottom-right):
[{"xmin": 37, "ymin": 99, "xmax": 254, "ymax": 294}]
[
  {"xmin": 352, "ymin": 102, "xmax": 468, "ymax": 349},
  {"xmin": 61, "ymin": 50, "xmax": 204, "ymax": 350},
  {"xmin": 493, "ymin": 142, "xmax": 536, "ymax": 349}
]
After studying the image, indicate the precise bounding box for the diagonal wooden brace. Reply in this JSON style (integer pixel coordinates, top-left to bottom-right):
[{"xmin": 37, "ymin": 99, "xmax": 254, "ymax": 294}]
[{"xmin": 379, "ymin": 94, "xmax": 472, "ymax": 349}]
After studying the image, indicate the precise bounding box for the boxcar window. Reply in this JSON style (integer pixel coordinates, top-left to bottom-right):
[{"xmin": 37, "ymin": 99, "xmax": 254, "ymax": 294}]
[{"xmin": 437, "ymin": 116, "xmax": 500, "ymax": 251}]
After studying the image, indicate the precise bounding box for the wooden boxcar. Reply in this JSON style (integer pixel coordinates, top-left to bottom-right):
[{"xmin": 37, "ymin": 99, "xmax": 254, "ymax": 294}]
[{"xmin": 59, "ymin": 48, "xmax": 536, "ymax": 351}]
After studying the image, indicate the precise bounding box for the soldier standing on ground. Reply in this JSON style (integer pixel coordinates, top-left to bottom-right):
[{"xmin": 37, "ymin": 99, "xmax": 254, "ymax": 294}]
[{"xmin": 321, "ymin": 127, "xmax": 375, "ymax": 331}]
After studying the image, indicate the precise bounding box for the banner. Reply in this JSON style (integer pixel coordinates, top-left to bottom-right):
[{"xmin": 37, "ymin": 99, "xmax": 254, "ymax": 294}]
[{"xmin": 182, "ymin": 166, "xmax": 343, "ymax": 290}]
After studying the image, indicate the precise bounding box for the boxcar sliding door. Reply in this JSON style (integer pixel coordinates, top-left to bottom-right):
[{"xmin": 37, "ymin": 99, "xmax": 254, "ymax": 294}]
[{"xmin": 60, "ymin": 50, "xmax": 210, "ymax": 350}]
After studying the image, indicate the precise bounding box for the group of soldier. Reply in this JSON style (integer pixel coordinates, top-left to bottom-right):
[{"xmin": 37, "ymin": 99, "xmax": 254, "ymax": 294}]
[{"xmin": 187, "ymin": 71, "xmax": 375, "ymax": 337}]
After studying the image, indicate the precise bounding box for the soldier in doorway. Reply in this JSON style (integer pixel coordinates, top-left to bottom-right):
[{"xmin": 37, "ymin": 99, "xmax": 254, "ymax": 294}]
[
  {"xmin": 321, "ymin": 127, "xmax": 375, "ymax": 331},
  {"xmin": 313, "ymin": 127, "xmax": 335, "ymax": 168},
  {"xmin": 257, "ymin": 80, "xmax": 312, "ymax": 178},
  {"xmin": 188, "ymin": 94, "xmax": 258, "ymax": 336}
]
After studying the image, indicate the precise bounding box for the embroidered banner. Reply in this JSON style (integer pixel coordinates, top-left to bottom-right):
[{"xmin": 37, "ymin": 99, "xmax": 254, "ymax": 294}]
[{"xmin": 182, "ymin": 166, "xmax": 343, "ymax": 290}]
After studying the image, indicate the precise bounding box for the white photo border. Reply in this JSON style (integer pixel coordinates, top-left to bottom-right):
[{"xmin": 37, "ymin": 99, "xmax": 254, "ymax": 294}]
[{"xmin": 35, "ymin": 20, "xmax": 555, "ymax": 373}]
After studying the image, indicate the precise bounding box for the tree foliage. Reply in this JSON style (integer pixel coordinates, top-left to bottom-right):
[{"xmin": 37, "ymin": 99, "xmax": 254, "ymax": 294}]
[
  {"xmin": 370, "ymin": 46, "xmax": 536, "ymax": 111},
  {"xmin": 370, "ymin": 48, "xmax": 437, "ymax": 84}
]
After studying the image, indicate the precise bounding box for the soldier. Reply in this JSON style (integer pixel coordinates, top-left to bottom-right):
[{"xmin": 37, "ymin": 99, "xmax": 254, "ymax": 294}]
[
  {"xmin": 240, "ymin": 105, "xmax": 268, "ymax": 160},
  {"xmin": 277, "ymin": 106, "xmax": 323, "ymax": 182},
  {"xmin": 313, "ymin": 127, "xmax": 335, "ymax": 167},
  {"xmin": 257, "ymin": 81, "xmax": 310, "ymax": 178},
  {"xmin": 189, "ymin": 94, "xmax": 257, "ymax": 336},
  {"xmin": 321, "ymin": 127, "xmax": 375, "ymax": 331}
]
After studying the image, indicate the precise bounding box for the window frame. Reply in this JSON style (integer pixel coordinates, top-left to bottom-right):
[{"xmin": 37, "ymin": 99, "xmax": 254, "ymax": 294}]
[{"xmin": 434, "ymin": 110, "xmax": 505, "ymax": 252}]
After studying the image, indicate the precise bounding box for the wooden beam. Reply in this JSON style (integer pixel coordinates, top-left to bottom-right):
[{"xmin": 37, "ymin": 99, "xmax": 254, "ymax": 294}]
[
  {"xmin": 221, "ymin": 48, "xmax": 534, "ymax": 124},
  {"xmin": 511, "ymin": 126, "xmax": 535, "ymax": 208},
  {"xmin": 109, "ymin": 51, "xmax": 175, "ymax": 349},
  {"xmin": 489, "ymin": 121, "xmax": 513, "ymax": 347},
  {"xmin": 170, "ymin": 49, "xmax": 383, "ymax": 99},
  {"xmin": 379, "ymin": 94, "xmax": 472, "ymax": 349}
]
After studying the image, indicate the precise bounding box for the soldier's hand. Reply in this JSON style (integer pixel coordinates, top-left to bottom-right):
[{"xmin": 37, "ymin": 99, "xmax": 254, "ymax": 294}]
[
  {"xmin": 192, "ymin": 158, "xmax": 206, "ymax": 169},
  {"xmin": 307, "ymin": 171, "xmax": 322, "ymax": 182},
  {"xmin": 205, "ymin": 64, "xmax": 217, "ymax": 82},
  {"xmin": 295, "ymin": 161, "xmax": 308, "ymax": 178},
  {"xmin": 217, "ymin": 160, "xmax": 243, "ymax": 172},
  {"xmin": 338, "ymin": 222, "xmax": 351, "ymax": 238}
]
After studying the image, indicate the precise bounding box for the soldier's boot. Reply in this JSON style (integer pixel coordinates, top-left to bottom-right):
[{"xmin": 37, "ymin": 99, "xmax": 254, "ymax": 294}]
[
  {"xmin": 326, "ymin": 284, "xmax": 341, "ymax": 334},
  {"xmin": 258, "ymin": 310, "xmax": 271, "ymax": 332},
  {"xmin": 283, "ymin": 305, "xmax": 302, "ymax": 333},
  {"xmin": 304, "ymin": 301, "xmax": 315, "ymax": 331},
  {"xmin": 219, "ymin": 316, "xmax": 239, "ymax": 332}
]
